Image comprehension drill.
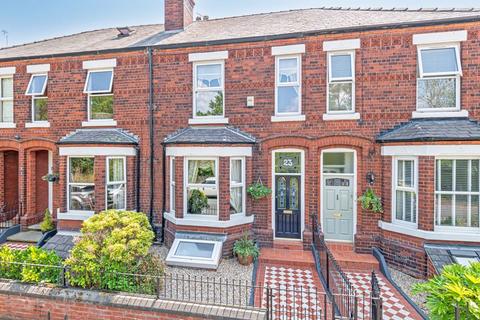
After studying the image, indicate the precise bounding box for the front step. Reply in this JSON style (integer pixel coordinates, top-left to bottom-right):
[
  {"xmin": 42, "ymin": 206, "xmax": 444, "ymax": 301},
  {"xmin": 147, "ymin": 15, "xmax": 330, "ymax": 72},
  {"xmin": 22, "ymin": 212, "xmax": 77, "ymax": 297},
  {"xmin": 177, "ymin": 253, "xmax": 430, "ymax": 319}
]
[
  {"xmin": 273, "ymin": 239, "xmax": 304, "ymax": 250},
  {"xmin": 7, "ymin": 231, "xmax": 43, "ymax": 244},
  {"xmin": 326, "ymin": 242, "xmax": 379, "ymax": 271},
  {"xmin": 27, "ymin": 224, "xmax": 42, "ymax": 232},
  {"xmin": 259, "ymin": 247, "xmax": 315, "ymax": 267}
]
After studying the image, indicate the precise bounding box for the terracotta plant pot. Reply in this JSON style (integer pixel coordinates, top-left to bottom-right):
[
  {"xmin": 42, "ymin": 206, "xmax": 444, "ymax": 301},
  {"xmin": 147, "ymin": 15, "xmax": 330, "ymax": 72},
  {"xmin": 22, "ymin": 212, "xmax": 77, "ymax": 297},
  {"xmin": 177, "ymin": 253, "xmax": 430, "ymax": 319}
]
[{"xmin": 237, "ymin": 254, "xmax": 254, "ymax": 266}]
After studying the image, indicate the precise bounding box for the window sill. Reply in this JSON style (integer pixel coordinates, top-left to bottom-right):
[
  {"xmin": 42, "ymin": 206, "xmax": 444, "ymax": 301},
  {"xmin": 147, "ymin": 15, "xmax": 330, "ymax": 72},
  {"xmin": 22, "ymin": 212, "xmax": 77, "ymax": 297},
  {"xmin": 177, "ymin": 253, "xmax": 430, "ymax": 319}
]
[
  {"xmin": 188, "ymin": 117, "xmax": 229, "ymax": 125},
  {"xmin": 379, "ymin": 220, "xmax": 480, "ymax": 242},
  {"xmin": 82, "ymin": 120, "xmax": 117, "ymax": 127},
  {"xmin": 323, "ymin": 112, "xmax": 360, "ymax": 121},
  {"xmin": 271, "ymin": 115, "xmax": 306, "ymax": 122},
  {"xmin": 57, "ymin": 211, "xmax": 94, "ymax": 221},
  {"xmin": 0, "ymin": 123, "xmax": 16, "ymax": 129},
  {"xmin": 412, "ymin": 110, "xmax": 468, "ymax": 119},
  {"xmin": 25, "ymin": 122, "xmax": 50, "ymax": 128},
  {"xmin": 164, "ymin": 211, "xmax": 254, "ymax": 228}
]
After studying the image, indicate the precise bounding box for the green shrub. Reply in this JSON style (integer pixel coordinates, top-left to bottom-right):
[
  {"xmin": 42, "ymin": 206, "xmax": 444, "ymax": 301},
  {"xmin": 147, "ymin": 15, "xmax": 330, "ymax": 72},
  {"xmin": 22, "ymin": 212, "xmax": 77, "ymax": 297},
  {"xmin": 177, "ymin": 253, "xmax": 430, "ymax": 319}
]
[
  {"xmin": 413, "ymin": 262, "xmax": 480, "ymax": 319},
  {"xmin": 39, "ymin": 209, "xmax": 55, "ymax": 233},
  {"xmin": 233, "ymin": 234, "xmax": 259, "ymax": 260},
  {"xmin": 65, "ymin": 210, "xmax": 161, "ymax": 291},
  {"xmin": 247, "ymin": 182, "xmax": 272, "ymax": 200},
  {"xmin": 358, "ymin": 188, "xmax": 383, "ymax": 213},
  {"xmin": 188, "ymin": 189, "xmax": 209, "ymax": 214}
]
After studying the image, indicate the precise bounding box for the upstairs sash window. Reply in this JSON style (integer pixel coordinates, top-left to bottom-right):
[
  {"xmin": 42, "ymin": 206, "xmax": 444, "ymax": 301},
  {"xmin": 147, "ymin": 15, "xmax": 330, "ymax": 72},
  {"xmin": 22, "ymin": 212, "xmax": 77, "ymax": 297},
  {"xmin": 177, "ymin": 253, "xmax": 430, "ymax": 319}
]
[
  {"xmin": 84, "ymin": 70, "xmax": 114, "ymax": 120},
  {"xmin": 328, "ymin": 52, "xmax": 354, "ymax": 113},
  {"xmin": 0, "ymin": 77, "xmax": 13, "ymax": 123},
  {"xmin": 26, "ymin": 74, "xmax": 48, "ymax": 122},
  {"xmin": 276, "ymin": 56, "xmax": 301, "ymax": 115},
  {"xmin": 193, "ymin": 63, "xmax": 224, "ymax": 118}
]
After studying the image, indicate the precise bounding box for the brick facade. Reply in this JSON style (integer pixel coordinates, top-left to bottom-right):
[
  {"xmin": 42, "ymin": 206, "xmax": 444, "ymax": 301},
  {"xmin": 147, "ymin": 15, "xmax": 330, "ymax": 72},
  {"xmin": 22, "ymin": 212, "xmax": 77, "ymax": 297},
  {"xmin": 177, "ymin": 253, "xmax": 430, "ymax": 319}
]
[{"xmin": 0, "ymin": 13, "xmax": 479, "ymax": 278}]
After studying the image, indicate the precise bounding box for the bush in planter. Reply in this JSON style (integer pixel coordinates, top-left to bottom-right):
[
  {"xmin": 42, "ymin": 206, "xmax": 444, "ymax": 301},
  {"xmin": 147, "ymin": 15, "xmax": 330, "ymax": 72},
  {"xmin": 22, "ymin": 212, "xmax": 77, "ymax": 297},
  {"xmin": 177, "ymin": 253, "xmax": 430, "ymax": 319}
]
[
  {"xmin": 39, "ymin": 208, "xmax": 55, "ymax": 233},
  {"xmin": 247, "ymin": 182, "xmax": 272, "ymax": 200},
  {"xmin": 358, "ymin": 188, "xmax": 383, "ymax": 213},
  {"xmin": 188, "ymin": 189, "xmax": 209, "ymax": 214},
  {"xmin": 413, "ymin": 262, "xmax": 480, "ymax": 320},
  {"xmin": 233, "ymin": 234, "xmax": 259, "ymax": 265},
  {"xmin": 65, "ymin": 210, "xmax": 163, "ymax": 292}
]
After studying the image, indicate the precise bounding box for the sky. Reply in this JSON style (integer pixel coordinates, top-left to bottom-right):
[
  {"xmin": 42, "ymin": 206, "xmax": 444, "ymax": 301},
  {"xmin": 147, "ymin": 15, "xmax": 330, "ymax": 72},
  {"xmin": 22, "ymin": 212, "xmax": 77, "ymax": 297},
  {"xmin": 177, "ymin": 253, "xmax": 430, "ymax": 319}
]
[{"xmin": 1, "ymin": 0, "xmax": 479, "ymax": 47}]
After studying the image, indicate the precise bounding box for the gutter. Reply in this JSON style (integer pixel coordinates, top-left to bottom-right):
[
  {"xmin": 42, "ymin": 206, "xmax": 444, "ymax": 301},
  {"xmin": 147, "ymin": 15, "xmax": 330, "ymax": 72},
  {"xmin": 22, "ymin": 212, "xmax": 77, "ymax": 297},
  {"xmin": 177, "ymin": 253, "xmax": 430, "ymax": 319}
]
[
  {"xmin": 1, "ymin": 16, "xmax": 480, "ymax": 63},
  {"xmin": 147, "ymin": 47, "xmax": 155, "ymax": 230}
]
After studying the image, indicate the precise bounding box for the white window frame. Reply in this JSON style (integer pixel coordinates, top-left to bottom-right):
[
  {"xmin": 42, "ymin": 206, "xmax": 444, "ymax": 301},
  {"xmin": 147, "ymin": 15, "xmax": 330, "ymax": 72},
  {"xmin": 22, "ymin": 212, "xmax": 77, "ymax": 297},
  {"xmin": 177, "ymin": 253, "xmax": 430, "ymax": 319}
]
[
  {"xmin": 392, "ymin": 157, "xmax": 418, "ymax": 228},
  {"xmin": 192, "ymin": 61, "xmax": 225, "ymax": 120},
  {"xmin": 67, "ymin": 156, "xmax": 95, "ymax": 214},
  {"xmin": 183, "ymin": 157, "xmax": 219, "ymax": 220},
  {"xmin": 84, "ymin": 69, "xmax": 114, "ymax": 122},
  {"xmin": 166, "ymin": 238, "xmax": 223, "ymax": 270},
  {"xmin": 105, "ymin": 156, "xmax": 127, "ymax": 210},
  {"xmin": 170, "ymin": 157, "xmax": 176, "ymax": 214},
  {"xmin": 230, "ymin": 157, "xmax": 246, "ymax": 216},
  {"xmin": 26, "ymin": 74, "xmax": 49, "ymax": 123},
  {"xmin": 0, "ymin": 76, "xmax": 14, "ymax": 124},
  {"xmin": 275, "ymin": 54, "xmax": 302, "ymax": 116},
  {"xmin": 416, "ymin": 43, "xmax": 462, "ymax": 112},
  {"xmin": 327, "ymin": 51, "xmax": 355, "ymax": 114},
  {"xmin": 435, "ymin": 157, "xmax": 480, "ymax": 233}
]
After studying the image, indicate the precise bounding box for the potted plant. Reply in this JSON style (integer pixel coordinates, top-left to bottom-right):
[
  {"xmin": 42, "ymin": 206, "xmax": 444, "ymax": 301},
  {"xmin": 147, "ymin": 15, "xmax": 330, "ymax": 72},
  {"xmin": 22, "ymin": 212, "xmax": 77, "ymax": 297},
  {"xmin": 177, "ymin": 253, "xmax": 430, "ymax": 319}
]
[
  {"xmin": 247, "ymin": 178, "xmax": 272, "ymax": 200},
  {"xmin": 358, "ymin": 188, "xmax": 383, "ymax": 213},
  {"xmin": 233, "ymin": 234, "xmax": 259, "ymax": 266},
  {"xmin": 39, "ymin": 209, "xmax": 56, "ymax": 233},
  {"xmin": 188, "ymin": 189, "xmax": 209, "ymax": 214}
]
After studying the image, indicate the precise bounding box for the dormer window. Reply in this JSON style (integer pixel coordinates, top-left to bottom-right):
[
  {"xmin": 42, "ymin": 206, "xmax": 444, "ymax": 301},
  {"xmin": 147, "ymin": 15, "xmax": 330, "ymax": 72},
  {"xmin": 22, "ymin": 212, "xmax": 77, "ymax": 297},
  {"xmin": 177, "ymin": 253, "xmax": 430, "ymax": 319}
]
[
  {"xmin": 26, "ymin": 74, "xmax": 48, "ymax": 123},
  {"xmin": 84, "ymin": 69, "xmax": 114, "ymax": 121}
]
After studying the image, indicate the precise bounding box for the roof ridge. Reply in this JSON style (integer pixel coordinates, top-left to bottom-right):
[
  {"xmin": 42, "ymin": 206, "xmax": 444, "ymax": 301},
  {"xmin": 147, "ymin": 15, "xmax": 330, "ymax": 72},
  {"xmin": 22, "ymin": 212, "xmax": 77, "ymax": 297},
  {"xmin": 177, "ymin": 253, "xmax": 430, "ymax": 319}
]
[
  {"xmin": 0, "ymin": 23, "xmax": 163, "ymax": 52},
  {"xmin": 199, "ymin": 6, "xmax": 480, "ymax": 23}
]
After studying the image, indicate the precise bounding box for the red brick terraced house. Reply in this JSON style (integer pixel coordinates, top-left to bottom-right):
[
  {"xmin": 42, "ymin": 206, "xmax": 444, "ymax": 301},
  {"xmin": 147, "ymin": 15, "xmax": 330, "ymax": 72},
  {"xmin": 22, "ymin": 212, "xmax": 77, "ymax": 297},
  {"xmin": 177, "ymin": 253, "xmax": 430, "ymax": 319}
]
[{"xmin": 0, "ymin": 0, "xmax": 480, "ymax": 277}]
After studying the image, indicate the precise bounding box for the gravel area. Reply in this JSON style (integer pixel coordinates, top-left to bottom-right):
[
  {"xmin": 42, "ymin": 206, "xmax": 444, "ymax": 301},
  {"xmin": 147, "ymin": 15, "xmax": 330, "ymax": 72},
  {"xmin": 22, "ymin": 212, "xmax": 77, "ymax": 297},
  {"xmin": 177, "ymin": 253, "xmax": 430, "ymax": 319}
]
[
  {"xmin": 388, "ymin": 266, "xmax": 429, "ymax": 315},
  {"xmin": 151, "ymin": 245, "xmax": 256, "ymax": 306}
]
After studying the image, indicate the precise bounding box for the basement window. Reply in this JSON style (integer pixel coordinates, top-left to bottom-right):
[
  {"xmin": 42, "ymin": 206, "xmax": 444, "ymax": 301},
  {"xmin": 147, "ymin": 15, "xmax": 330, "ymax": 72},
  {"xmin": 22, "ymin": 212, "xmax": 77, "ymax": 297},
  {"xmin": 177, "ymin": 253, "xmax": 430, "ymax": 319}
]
[
  {"xmin": 84, "ymin": 70, "xmax": 114, "ymax": 121},
  {"xmin": 166, "ymin": 239, "xmax": 223, "ymax": 269}
]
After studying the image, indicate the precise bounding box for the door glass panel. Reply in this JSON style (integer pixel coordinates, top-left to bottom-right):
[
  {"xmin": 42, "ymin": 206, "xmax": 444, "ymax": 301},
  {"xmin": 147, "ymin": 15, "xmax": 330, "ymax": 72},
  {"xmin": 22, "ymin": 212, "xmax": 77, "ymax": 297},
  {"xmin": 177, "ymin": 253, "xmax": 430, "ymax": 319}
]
[
  {"xmin": 275, "ymin": 152, "xmax": 301, "ymax": 174},
  {"xmin": 289, "ymin": 177, "xmax": 299, "ymax": 210},
  {"xmin": 277, "ymin": 177, "xmax": 287, "ymax": 209},
  {"xmin": 325, "ymin": 178, "xmax": 350, "ymax": 187}
]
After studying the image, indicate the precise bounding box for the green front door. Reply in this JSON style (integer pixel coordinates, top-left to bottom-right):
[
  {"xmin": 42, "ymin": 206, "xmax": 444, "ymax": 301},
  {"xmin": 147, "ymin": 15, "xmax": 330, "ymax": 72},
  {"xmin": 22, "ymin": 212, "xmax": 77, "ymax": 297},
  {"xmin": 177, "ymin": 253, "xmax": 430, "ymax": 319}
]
[{"xmin": 323, "ymin": 176, "xmax": 354, "ymax": 242}]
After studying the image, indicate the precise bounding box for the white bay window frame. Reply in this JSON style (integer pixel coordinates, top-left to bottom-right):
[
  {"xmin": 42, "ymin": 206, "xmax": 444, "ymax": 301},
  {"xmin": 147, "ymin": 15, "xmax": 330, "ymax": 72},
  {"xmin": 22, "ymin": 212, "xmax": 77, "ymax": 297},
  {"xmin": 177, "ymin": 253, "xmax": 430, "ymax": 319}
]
[
  {"xmin": 105, "ymin": 156, "xmax": 127, "ymax": 210},
  {"xmin": 230, "ymin": 157, "xmax": 246, "ymax": 216},
  {"xmin": 327, "ymin": 51, "xmax": 355, "ymax": 114},
  {"xmin": 416, "ymin": 43, "xmax": 462, "ymax": 112},
  {"xmin": 192, "ymin": 61, "xmax": 225, "ymax": 120},
  {"xmin": 67, "ymin": 156, "xmax": 95, "ymax": 214},
  {"xmin": 275, "ymin": 54, "xmax": 302, "ymax": 117},
  {"xmin": 392, "ymin": 157, "xmax": 418, "ymax": 227},
  {"xmin": 170, "ymin": 157, "xmax": 176, "ymax": 213}
]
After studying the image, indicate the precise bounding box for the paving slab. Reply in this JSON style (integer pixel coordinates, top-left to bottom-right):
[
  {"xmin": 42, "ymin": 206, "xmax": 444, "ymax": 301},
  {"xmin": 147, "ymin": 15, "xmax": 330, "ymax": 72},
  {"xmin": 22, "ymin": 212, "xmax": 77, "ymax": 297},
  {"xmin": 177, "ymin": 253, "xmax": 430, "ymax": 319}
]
[{"xmin": 7, "ymin": 231, "xmax": 43, "ymax": 243}]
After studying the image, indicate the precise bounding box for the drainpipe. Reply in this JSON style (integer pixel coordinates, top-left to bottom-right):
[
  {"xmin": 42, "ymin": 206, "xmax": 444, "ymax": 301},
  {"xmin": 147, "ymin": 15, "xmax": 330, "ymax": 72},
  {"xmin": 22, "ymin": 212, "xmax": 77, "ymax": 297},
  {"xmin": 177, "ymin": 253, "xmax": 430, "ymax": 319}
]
[
  {"xmin": 147, "ymin": 47, "xmax": 155, "ymax": 231},
  {"xmin": 161, "ymin": 143, "xmax": 166, "ymax": 243},
  {"xmin": 135, "ymin": 145, "xmax": 141, "ymax": 212}
]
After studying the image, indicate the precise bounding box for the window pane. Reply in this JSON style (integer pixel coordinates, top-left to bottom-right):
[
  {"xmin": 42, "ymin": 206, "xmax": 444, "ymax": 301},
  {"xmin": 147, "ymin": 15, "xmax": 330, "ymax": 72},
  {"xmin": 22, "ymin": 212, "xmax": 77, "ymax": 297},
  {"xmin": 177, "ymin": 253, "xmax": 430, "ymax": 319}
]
[
  {"xmin": 107, "ymin": 183, "xmax": 126, "ymax": 210},
  {"xmin": 175, "ymin": 242, "xmax": 214, "ymax": 258},
  {"xmin": 331, "ymin": 55, "xmax": 352, "ymax": 79},
  {"xmin": 328, "ymin": 83, "xmax": 352, "ymax": 112},
  {"xmin": 275, "ymin": 152, "xmax": 301, "ymax": 174},
  {"xmin": 439, "ymin": 194, "xmax": 453, "ymax": 226},
  {"xmin": 230, "ymin": 186, "xmax": 243, "ymax": 214},
  {"xmin": 230, "ymin": 159, "xmax": 242, "ymax": 184},
  {"xmin": 197, "ymin": 64, "xmax": 222, "ymax": 88},
  {"xmin": 187, "ymin": 187, "xmax": 217, "ymax": 215},
  {"xmin": 195, "ymin": 91, "xmax": 223, "ymax": 116},
  {"xmin": 1, "ymin": 101, "xmax": 13, "ymax": 123},
  {"xmin": 455, "ymin": 195, "xmax": 469, "ymax": 227},
  {"xmin": 396, "ymin": 190, "xmax": 404, "ymax": 220},
  {"xmin": 417, "ymin": 78, "xmax": 456, "ymax": 110},
  {"xmin": 421, "ymin": 48, "xmax": 458, "ymax": 74},
  {"xmin": 109, "ymin": 158, "xmax": 124, "ymax": 182},
  {"xmin": 472, "ymin": 195, "xmax": 479, "ymax": 228},
  {"xmin": 277, "ymin": 86, "xmax": 300, "ymax": 113},
  {"xmin": 456, "ymin": 160, "xmax": 469, "ymax": 192},
  {"xmin": 188, "ymin": 160, "xmax": 215, "ymax": 184},
  {"xmin": 27, "ymin": 75, "xmax": 47, "ymax": 95},
  {"xmin": 405, "ymin": 191, "xmax": 412, "ymax": 222},
  {"xmin": 278, "ymin": 58, "xmax": 298, "ymax": 83},
  {"xmin": 1, "ymin": 78, "xmax": 13, "ymax": 98},
  {"xmin": 323, "ymin": 152, "xmax": 354, "ymax": 174},
  {"xmin": 69, "ymin": 185, "xmax": 95, "ymax": 211},
  {"xmin": 69, "ymin": 158, "xmax": 94, "ymax": 183},
  {"xmin": 90, "ymin": 95, "xmax": 113, "ymax": 120},
  {"xmin": 404, "ymin": 160, "xmax": 413, "ymax": 187},
  {"xmin": 397, "ymin": 160, "xmax": 405, "ymax": 187},
  {"xmin": 440, "ymin": 160, "xmax": 453, "ymax": 191},
  {"xmin": 33, "ymin": 98, "xmax": 48, "ymax": 121},
  {"xmin": 472, "ymin": 160, "xmax": 479, "ymax": 192},
  {"xmin": 86, "ymin": 71, "xmax": 113, "ymax": 93}
]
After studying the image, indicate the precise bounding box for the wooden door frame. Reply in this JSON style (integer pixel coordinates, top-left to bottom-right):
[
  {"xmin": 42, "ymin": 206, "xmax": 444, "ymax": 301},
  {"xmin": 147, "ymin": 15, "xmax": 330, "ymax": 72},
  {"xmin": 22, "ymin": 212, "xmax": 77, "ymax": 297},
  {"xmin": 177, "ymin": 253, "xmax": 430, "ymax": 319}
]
[
  {"xmin": 271, "ymin": 149, "xmax": 305, "ymax": 241},
  {"xmin": 320, "ymin": 148, "xmax": 357, "ymax": 243}
]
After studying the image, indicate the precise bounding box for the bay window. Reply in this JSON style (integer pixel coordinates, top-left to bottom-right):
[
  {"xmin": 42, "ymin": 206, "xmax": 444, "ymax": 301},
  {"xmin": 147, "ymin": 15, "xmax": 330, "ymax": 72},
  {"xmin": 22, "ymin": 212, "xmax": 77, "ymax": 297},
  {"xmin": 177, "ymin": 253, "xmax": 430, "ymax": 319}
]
[
  {"xmin": 26, "ymin": 74, "xmax": 48, "ymax": 122},
  {"xmin": 230, "ymin": 158, "xmax": 245, "ymax": 215},
  {"xmin": 170, "ymin": 157, "xmax": 176, "ymax": 213},
  {"xmin": 84, "ymin": 69, "xmax": 114, "ymax": 121},
  {"xmin": 193, "ymin": 62, "xmax": 224, "ymax": 118},
  {"xmin": 0, "ymin": 77, "xmax": 13, "ymax": 123},
  {"xmin": 106, "ymin": 157, "xmax": 126, "ymax": 210},
  {"xmin": 185, "ymin": 159, "xmax": 218, "ymax": 216},
  {"xmin": 68, "ymin": 157, "xmax": 95, "ymax": 212},
  {"xmin": 328, "ymin": 52, "xmax": 354, "ymax": 113},
  {"xmin": 393, "ymin": 158, "xmax": 417, "ymax": 225},
  {"xmin": 417, "ymin": 45, "xmax": 461, "ymax": 111},
  {"xmin": 436, "ymin": 159, "xmax": 480, "ymax": 229},
  {"xmin": 275, "ymin": 55, "xmax": 301, "ymax": 116}
]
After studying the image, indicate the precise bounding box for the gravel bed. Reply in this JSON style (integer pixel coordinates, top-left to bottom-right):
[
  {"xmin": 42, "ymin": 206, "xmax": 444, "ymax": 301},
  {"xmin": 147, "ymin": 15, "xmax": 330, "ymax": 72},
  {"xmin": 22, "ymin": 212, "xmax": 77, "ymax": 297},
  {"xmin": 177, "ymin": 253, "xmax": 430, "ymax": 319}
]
[
  {"xmin": 388, "ymin": 266, "xmax": 428, "ymax": 315},
  {"xmin": 151, "ymin": 245, "xmax": 256, "ymax": 306}
]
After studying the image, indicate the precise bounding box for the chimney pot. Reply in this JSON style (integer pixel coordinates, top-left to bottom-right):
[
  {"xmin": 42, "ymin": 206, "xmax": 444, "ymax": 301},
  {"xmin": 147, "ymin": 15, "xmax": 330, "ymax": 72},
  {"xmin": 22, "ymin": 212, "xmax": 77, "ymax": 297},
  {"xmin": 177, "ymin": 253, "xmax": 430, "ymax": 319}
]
[{"xmin": 164, "ymin": 0, "xmax": 196, "ymax": 31}]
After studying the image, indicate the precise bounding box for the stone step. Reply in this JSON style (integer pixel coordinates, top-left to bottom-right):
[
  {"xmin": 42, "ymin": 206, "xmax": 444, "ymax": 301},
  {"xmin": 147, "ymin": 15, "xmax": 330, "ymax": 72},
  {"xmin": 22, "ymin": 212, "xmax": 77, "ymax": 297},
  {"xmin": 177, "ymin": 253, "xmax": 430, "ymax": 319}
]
[
  {"xmin": 7, "ymin": 231, "xmax": 43, "ymax": 244},
  {"xmin": 272, "ymin": 239, "xmax": 304, "ymax": 251},
  {"xmin": 259, "ymin": 247, "xmax": 315, "ymax": 267},
  {"xmin": 27, "ymin": 223, "xmax": 42, "ymax": 231}
]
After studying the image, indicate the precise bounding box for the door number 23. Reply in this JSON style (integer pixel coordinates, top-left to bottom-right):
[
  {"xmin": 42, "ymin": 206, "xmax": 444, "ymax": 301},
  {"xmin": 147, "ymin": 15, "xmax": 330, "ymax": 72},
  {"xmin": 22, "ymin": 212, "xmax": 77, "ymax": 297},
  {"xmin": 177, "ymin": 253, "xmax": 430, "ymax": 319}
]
[{"xmin": 283, "ymin": 159, "xmax": 294, "ymax": 167}]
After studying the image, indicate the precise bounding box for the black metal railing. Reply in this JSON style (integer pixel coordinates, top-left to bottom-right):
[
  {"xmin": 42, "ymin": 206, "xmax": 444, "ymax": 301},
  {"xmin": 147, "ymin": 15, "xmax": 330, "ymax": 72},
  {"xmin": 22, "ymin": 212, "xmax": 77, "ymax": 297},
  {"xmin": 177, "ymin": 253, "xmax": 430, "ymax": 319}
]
[
  {"xmin": 371, "ymin": 271, "xmax": 383, "ymax": 320},
  {"xmin": 0, "ymin": 203, "xmax": 20, "ymax": 229}
]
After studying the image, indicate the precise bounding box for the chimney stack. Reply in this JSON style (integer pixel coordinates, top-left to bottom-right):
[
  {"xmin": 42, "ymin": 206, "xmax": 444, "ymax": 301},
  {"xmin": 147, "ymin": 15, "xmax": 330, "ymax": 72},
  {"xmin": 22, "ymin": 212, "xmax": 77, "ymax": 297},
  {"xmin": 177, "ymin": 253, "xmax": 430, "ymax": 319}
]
[{"xmin": 164, "ymin": 0, "xmax": 195, "ymax": 32}]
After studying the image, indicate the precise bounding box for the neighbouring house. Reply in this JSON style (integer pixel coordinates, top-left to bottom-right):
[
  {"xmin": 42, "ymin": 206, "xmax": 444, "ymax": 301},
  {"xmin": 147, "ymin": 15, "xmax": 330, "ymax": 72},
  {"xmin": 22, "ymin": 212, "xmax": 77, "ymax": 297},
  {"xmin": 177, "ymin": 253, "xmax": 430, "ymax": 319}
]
[{"xmin": 0, "ymin": 0, "xmax": 480, "ymax": 277}]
